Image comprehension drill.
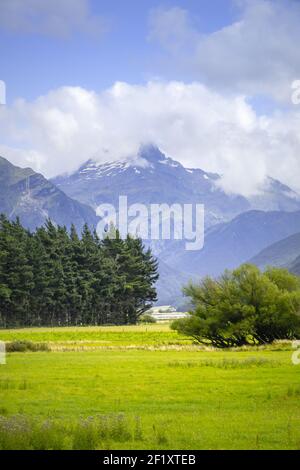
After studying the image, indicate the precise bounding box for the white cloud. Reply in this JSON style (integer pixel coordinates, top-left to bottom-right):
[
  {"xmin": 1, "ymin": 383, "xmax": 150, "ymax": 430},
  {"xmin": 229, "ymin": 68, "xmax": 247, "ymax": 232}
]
[
  {"xmin": 0, "ymin": 81, "xmax": 300, "ymax": 197},
  {"xmin": 149, "ymin": 0, "xmax": 300, "ymax": 102},
  {"xmin": 0, "ymin": 0, "xmax": 107, "ymax": 38}
]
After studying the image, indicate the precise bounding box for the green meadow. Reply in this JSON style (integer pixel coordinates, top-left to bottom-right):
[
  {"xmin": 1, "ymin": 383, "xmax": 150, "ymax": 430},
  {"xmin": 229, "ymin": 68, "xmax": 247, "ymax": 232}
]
[{"xmin": 0, "ymin": 324, "xmax": 300, "ymax": 450}]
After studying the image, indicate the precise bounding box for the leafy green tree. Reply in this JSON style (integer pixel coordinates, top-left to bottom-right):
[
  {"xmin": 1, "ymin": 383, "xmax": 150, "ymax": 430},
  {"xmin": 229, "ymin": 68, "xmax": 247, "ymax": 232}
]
[{"xmin": 172, "ymin": 264, "xmax": 300, "ymax": 347}]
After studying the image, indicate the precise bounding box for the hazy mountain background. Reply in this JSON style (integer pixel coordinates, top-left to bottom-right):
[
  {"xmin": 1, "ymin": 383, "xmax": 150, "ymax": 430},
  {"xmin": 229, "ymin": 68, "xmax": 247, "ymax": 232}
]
[
  {"xmin": 249, "ymin": 232, "xmax": 300, "ymax": 270},
  {"xmin": 161, "ymin": 210, "xmax": 300, "ymax": 274},
  {"xmin": 52, "ymin": 145, "xmax": 300, "ymax": 306},
  {"xmin": 248, "ymin": 231, "xmax": 300, "ymax": 278},
  {"xmin": 288, "ymin": 256, "xmax": 300, "ymax": 276},
  {"xmin": 1, "ymin": 145, "xmax": 300, "ymax": 307},
  {"xmin": 53, "ymin": 145, "xmax": 300, "ymax": 228}
]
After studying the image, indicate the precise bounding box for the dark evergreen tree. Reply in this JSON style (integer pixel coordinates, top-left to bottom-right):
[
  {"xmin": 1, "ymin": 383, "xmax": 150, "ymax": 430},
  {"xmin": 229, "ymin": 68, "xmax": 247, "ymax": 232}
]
[
  {"xmin": 0, "ymin": 216, "xmax": 159, "ymax": 327},
  {"xmin": 0, "ymin": 216, "xmax": 34, "ymax": 326}
]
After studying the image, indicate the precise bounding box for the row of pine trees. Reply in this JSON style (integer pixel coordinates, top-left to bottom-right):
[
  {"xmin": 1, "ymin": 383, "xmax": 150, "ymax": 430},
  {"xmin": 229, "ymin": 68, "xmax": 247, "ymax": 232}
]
[{"xmin": 0, "ymin": 215, "xmax": 159, "ymax": 327}]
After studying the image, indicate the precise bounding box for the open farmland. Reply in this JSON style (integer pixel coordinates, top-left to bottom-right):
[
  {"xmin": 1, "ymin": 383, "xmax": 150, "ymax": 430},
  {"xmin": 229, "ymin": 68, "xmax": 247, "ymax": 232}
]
[{"xmin": 0, "ymin": 324, "xmax": 299, "ymax": 450}]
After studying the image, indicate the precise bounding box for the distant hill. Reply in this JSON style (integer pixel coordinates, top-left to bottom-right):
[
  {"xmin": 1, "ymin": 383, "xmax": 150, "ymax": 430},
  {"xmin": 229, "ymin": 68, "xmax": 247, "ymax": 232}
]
[
  {"xmin": 249, "ymin": 232, "xmax": 300, "ymax": 270},
  {"xmin": 161, "ymin": 210, "xmax": 300, "ymax": 277},
  {"xmin": 288, "ymin": 255, "xmax": 300, "ymax": 275},
  {"xmin": 155, "ymin": 259, "xmax": 195, "ymax": 307},
  {"xmin": 0, "ymin": 156, "xmax": 98, "ymax": 233}
]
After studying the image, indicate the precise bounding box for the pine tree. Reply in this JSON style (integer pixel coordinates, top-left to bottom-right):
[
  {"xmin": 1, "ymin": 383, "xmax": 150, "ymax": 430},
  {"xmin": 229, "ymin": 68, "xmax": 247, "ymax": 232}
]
[
  {"xmin": 0, "ymin": 216, "xmax": 159, "ymax": 327},
  {"xmin": 0, "ymin": 216, "xmax": 34, "ymax": 326}
]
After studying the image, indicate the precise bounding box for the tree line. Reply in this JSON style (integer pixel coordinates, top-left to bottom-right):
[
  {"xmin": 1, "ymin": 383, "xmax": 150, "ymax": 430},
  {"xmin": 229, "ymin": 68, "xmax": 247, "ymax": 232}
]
[{"xmin": 0, "ymin": 215, "xmax": 159, "ymax": 327}]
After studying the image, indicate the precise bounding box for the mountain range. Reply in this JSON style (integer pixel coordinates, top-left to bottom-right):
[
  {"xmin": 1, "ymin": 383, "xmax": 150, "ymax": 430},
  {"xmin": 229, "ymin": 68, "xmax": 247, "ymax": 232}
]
[
  {"xmin": 52, "ymin": 145, "xmax": 300, "ymax": 305},
  {"xmin": 1, "ymin": 146, "xmax": 300, "ymax": 306},
  {"xmin": 161, "ymin": 210, "xmax": 300, "ymax": 275},
  {"xmin": 53, "ymin": 145, "xmax": 300, "ymax": 229}
]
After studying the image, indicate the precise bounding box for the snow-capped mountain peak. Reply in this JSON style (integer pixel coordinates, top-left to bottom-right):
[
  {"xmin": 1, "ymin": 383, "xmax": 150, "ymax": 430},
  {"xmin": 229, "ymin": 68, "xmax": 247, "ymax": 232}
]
[
  {"xmin": 73, "ymin": 145, "xmax": 188, "ymax": 181},
  {"xmin": 52, "ymin": 144, "xmax": 300, "ymax": 225}
]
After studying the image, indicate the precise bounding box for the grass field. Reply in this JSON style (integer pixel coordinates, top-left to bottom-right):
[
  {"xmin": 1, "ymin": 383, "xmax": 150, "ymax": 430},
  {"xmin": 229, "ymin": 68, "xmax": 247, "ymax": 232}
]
[
  {"xmin": 0, "ymin": 324, "xmax": 190, "ymax": 349},
  {"xmin": 0, "ymin": 324, "xmax": 300, "ymax": 450}
]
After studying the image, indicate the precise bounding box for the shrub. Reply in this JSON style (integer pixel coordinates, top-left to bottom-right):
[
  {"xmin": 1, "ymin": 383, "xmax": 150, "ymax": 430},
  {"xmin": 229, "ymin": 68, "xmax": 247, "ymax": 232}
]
[
  {"xmin": 5, "ymin": 341, "xmax": 50, "ymax": 353},
  {"xmin": 172, "ymin": 264, "xmax": 300, "ymax": 348},
  {"xmin": 139, "ymin": 314, "xmax": 157, "ymax": 323}
]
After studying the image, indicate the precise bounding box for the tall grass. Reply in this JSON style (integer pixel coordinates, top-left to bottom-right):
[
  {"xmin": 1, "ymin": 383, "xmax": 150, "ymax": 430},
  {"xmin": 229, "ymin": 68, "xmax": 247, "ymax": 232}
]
[
  {"xmin": 0, "ymin": 414, "xmax": 141, "ymax": 450},
  {"xmin": 167, "ymin": 357, "xmax": 282, "ymax": 369},
  {"xmin": 5, "ymin": 341, "xmax": 50, "ymax": 353},
  {"xmin": 0, "ymin": 324, "xmax": 190, "ymax": 348}
]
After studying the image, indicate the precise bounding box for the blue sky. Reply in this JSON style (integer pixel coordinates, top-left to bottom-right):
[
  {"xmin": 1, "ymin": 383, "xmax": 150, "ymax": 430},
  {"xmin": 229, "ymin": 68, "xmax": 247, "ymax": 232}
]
[
  {"xmin": 0, "ymin": 0, "xmax": 239, "ymax": 102},
  {"xmin": 0, "ymin": 0, "xmax": 299, "ymax": 196}
]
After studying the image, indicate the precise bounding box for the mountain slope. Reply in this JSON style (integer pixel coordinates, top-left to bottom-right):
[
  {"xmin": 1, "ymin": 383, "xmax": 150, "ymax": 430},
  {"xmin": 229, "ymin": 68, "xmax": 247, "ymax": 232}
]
[
  {"xmin": 155, "ymin": 259, "xmax": 196, "ymax": 308},
  {"xmin": 162, "ymin": 210, "xmax": 300, "ymax": 278},
  {"xmin": 249, "ymin": 232, "xmax": 300, "ymax": 270},
  {"xmin": 0, "ymin": 156, "xmax": 98, "ymax": 233},
  {"xmin": 288, "ymin": 255, "xmax": 300, "ymax": 275},
  {"xmin": 248, "ymin": 177, "xmax": 300, "ymax": 212}
]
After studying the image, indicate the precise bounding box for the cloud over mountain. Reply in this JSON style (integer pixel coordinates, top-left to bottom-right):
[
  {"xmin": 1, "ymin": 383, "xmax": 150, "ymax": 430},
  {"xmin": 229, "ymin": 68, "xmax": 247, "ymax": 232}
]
[{"xmin": 1, "ymin": 80, "xmax": 300, "ymax": 197}]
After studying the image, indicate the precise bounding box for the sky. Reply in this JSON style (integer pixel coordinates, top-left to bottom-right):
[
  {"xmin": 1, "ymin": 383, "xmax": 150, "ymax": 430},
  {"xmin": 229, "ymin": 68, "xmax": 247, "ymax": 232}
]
[{"xmin": 0, "ymin": 0, "xmax": 300, "ymax": 196}]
